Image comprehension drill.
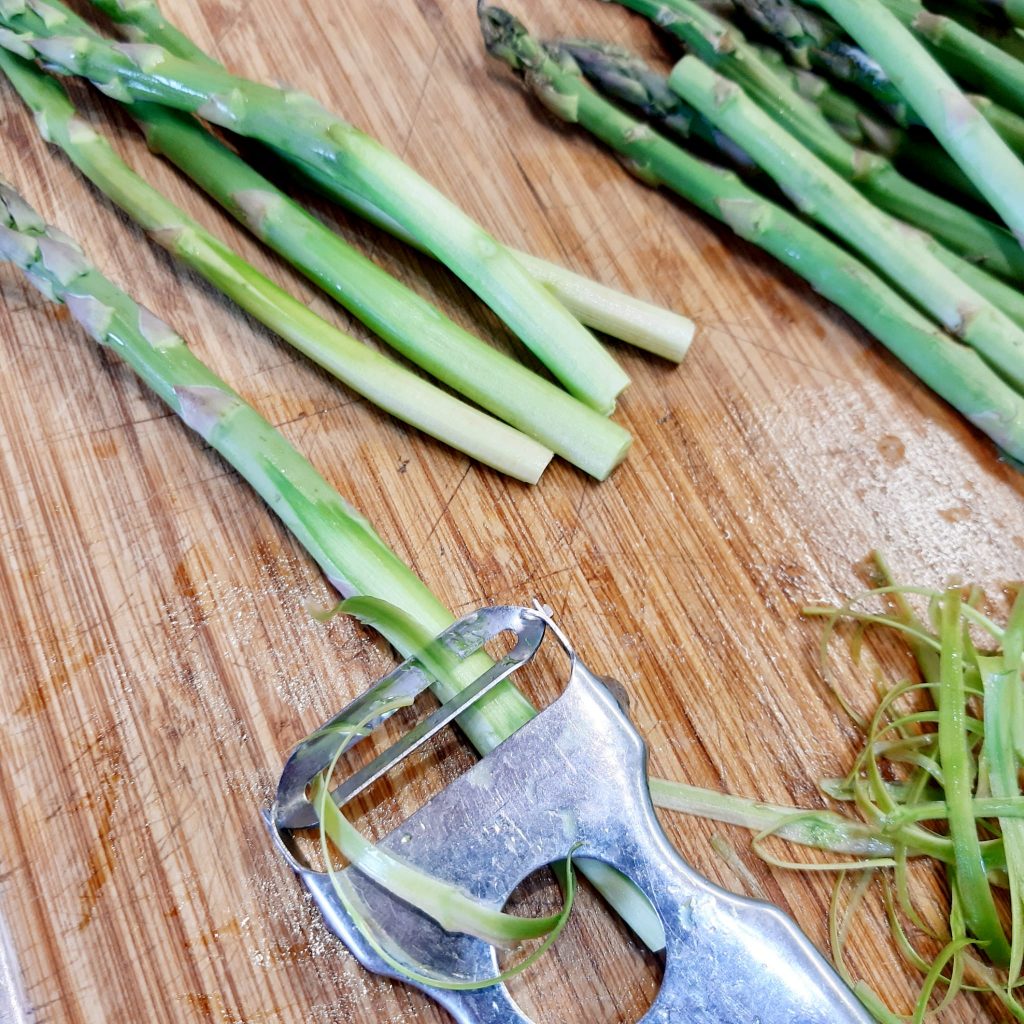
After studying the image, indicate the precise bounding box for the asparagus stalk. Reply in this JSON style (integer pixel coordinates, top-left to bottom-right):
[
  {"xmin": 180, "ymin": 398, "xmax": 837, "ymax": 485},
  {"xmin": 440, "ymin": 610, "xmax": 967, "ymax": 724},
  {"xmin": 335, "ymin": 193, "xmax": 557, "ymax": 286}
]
[
  {"xmin": 0, "ymin": 171, "xmax": 666, "ymax": 951},
  {"xmin": 1, "ymin": 4, "xmax": 632, "ymax": 481},
  {"xmin": 559, "ymin": 38, "xmax": 767, "ymax": 175},
  {"xmin": 804, "ymin": 0, "xmax": 1024, "ymax": 245},
  {"xmin": 0, "ymin": 49, "xmax": 554, "ymax": 484},
  {"xmin": 613, "ymin": 0, "xmax": 1024, "ymax": 280},
  {"xmin": 139, "ymin": 112, "xmax": 632, "ymax": 480},
  {"xmin": 85, "ymin": 0, "xmax": 693, "ymax": 361},
  {"xmin": 880, "ymin": 0, "xmax": 1024, "ymax": 117},
  {"xmin": 669, "ymin": 55, "xmax": 1024, "ymax": 390},
  {"xmin": 480, "ymin": 6, "xmax": 1024, "ymax": 463},
  {"xmin": 0, "ymin": 14, "xmax": 632, "ymax": 413},
  {"xmin": 728, "ymin": 0, "xmax": 1024, "ymax": 150}
]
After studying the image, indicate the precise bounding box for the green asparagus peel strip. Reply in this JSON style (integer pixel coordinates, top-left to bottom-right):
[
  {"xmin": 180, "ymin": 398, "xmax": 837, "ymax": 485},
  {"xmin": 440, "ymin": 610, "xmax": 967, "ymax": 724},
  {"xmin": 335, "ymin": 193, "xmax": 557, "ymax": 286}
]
[
  {"xmin": 336, "ymin": 594, "xmax": 669, "ymax": 953},
  {"xmin": 611, "ymin": 0, "xmax": 1024, "ymax": 282},
  {"xmin": 669, "ymin": 56, "xmax": 1024, "ymax": 392},
  {"xmin": 936, "ymin": 587, "xmax": 1012, "ymax": 966},
  {"xmin": 0, "ymin": 52, "xmax": 553, "ymax": 485},
  {"xmin": 979, "ymin": 590, "xmax": 1024, "ymax": 982},
  {"xmin": 85, "ymin": 0, "xmax": 694, "ymax": 362},
  {"xmin": 313, "ymin": 739, "xmax": 579, "ymax": 989},
  {"xmin": 481, "ymin": 6, "xmax": 1024, "ymax": 463},
  {"xmin": 560, "ymin": 38, "xmax": 1024, "ymax": 329},
  {"xmin": 804, "ymin": 0, "xmax": 1024, "ymax": 245},
  {"xmin": 0, "ymin": 17, "xmax": 630, "ymax": 412},
  {"xmin": 308, "ymin": 700, "xmax": 571, "ymax": 949},
  {"xmin": 881, "ymin": 0, "xmax": 1024, "ymax": 117}
]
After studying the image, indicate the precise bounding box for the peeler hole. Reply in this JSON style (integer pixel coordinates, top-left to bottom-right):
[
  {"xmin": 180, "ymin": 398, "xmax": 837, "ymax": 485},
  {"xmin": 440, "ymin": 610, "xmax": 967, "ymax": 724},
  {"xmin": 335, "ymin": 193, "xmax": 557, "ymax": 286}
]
[{"xmin": 497, "ymin": 865, "xmax": 663, "ymax": 1024}]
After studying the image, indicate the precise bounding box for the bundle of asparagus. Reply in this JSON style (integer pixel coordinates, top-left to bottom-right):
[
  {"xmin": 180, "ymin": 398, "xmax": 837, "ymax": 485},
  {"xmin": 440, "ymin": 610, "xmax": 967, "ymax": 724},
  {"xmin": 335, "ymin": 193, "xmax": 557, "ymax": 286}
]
[
  {"xmin": 480, "ymin": 0, "xmax": 1024, "ymax": 470},
  {"xmin": 0, "ymin": 0, "xmax": 700, "ymax": 485}
]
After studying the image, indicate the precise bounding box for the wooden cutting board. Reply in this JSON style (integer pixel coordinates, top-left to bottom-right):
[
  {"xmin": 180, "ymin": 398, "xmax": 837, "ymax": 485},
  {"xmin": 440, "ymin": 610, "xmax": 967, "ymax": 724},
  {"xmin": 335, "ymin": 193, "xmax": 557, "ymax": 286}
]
[{"xmin": 1, "ymin": 1, "xmax": 1022, "ymax": 1021}]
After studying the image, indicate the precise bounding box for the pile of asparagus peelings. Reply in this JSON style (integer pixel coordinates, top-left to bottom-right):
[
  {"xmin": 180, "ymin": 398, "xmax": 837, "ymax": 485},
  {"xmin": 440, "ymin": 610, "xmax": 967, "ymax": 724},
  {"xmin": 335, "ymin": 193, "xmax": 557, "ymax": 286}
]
[
  {"xmin": 481, "ymin": 0, "xmax": 1024, "ymax": 468},
  {"xmin": 0, "ymin": 0, "xmax": 702, "ymax": 486}
]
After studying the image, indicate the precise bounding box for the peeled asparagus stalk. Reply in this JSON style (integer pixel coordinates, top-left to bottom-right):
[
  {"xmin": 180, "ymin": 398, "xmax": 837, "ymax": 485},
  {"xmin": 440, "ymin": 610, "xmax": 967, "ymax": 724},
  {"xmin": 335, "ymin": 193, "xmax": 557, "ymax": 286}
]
[{"xmin": 0, "ymin": 47, "xmax": 554, "ymax": 483}]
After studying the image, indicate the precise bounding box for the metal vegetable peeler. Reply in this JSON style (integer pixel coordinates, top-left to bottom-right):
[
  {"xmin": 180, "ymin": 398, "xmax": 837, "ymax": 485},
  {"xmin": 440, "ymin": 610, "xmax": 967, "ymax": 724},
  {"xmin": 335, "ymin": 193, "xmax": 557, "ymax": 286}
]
[{"xmin": 265, "ymin": 605, "xmax": 873, "ymax": 1023}]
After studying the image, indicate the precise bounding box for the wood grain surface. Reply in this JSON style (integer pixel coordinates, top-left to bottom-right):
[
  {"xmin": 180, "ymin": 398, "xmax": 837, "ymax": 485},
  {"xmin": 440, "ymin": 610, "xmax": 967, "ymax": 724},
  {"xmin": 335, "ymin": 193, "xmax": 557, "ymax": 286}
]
[{"xmin": 1, "ymin": 1, "xmax": 1023, "ymax": 1021}]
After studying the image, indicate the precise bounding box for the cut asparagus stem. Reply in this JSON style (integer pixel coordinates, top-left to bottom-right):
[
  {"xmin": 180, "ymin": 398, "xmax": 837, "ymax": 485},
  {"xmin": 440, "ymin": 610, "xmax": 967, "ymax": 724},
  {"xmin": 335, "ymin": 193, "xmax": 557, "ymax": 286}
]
[
  {"xmin": 85, "ymin": 0, "xmax": 694, "ymax": 361},
  {"xmin": 0, "ymin": 170, "xmax": 666, "ymax": 952},
  {"xmin": 804, "ymin": 0, "xmax": 1024, "ymax": 245},
  {"xmin": 669, "ymin": 55, "xmax": 1024, "ymax": 390},
  {"xmin": 881, "ymin": 0, "xmax": 1024, "ymax": 117},
  {"xmin": 0, "ymin": 174, "xmax": 537, "ymax": 750},
  {"xmin": 0, "ymin": 12, "xmax": 629, "ymax": 412},
  {"xmin": 612, "ymin": 0, "xmax": 1024, "ymax": 281},
  {"xmin": 137, "ymin": 111, "xmax": 632, "ymax": 479},
  {"xmin": 6, "ymin": 0, "xmax": 630, "ymax": 480},
  {"xmin": 480, "ymin": 7, "xmax": 1024, "ymax": 463},
  {"xmin": 0, "ymin": 50, "xmax": 553, "ymax": 483}
]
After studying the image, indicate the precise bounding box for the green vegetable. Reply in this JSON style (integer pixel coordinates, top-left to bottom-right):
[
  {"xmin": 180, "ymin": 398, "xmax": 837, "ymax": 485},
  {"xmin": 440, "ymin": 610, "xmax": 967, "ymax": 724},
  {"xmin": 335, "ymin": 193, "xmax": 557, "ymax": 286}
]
[
  {"xmin": 83, "ymin": 0, "xmax": 693, "ymax": 362},
  {"xmin": 805, "ymin": 0, "xmax": 1024, "ymax": 244},
  {"xmin": 308, "ymin": 693, "xmax": 578, "ymax": 988},
  {"xmin": 0, "ymin": 14, "xmax": 630, "ymax": 412},
  {"xmin": 612, "ymin": 0, "xmax": 1024, "ymax": 281},
  {"xmin": 881, "ymin": 0, "xmax": 1024, "ymax": 116},
  {"xmin": 669, "ymin": 55, "xmax": 1024, "ymax": 392},
  {"xmin": 481, "ymin": 6, "xmax": 1024, "ymax": 463},
  {"xmin": 0, "ymin": 48, "xmax": 553, "ymax": 484}
]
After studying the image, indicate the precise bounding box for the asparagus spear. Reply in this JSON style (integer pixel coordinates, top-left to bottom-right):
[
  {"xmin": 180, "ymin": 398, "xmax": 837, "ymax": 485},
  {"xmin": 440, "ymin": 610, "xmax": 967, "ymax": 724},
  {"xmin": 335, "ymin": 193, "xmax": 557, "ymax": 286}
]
[
  {"xmin": 880, "ymin": 0, "xmax": 1024, "ymax": 117},
  {"xmin": 559, "ymin": 38, "xmax": 770, "ymax": 180},
  {"xmin": 479, "ymin": 6, "xmax": 1024, "ymax": 464},
  {"xmin": 612, "ymin": 0, "xmax": 1024, "ymax": 280},
  {"xmin": 563, "ymin": 38, "xmax": 1024, "ymax": 328},
  {"xmin": 83, "ymin": 0, "xmax": 693, "ymax": 361},
  {"xmin": 0, "ymin": 13, "xmax": 632, "ymax": 413},
  {"xmin": 804, "ymin": 0, "xmax": 1024, "ymax": 245},
  {"xmin": 669, "ymin": 55, "xmax": 1024, "ymax": 389},
  {"xmin": 0, "ymin": 10, "xmax": 631, "ymax": 481},
  {"xmin": 0, "ymin": 48, "xmax": 554, "ymax": 484},
  {"xmin": 0, "ymin": 170, "xmax": 666, "ymax": 951}
]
